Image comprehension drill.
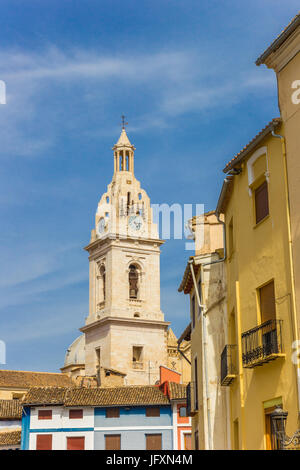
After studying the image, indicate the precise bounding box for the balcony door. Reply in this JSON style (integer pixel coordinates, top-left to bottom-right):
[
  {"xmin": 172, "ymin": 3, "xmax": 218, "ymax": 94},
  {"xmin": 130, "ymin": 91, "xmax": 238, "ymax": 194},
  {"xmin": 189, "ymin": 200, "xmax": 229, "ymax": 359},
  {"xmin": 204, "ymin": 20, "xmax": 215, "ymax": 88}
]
[{"xmin": 259, "ymin": 281, "xmax": 278, "ymax": 356}]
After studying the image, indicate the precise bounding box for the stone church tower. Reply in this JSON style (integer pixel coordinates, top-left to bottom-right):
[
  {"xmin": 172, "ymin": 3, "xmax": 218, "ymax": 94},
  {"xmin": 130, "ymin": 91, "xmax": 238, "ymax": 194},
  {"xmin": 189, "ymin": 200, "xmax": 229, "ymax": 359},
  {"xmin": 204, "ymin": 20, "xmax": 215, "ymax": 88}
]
[{"xmin": 77, "ymin": 128, "xmax": 170, "ymax": 385}]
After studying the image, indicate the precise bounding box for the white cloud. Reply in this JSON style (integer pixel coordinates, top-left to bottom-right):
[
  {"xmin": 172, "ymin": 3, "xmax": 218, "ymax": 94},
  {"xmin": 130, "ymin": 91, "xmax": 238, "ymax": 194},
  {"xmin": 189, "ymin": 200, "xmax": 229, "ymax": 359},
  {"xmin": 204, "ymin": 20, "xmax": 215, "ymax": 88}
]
[{"xmin": 0, "ymin": 45, "xmax": 278, "ymax": 158}]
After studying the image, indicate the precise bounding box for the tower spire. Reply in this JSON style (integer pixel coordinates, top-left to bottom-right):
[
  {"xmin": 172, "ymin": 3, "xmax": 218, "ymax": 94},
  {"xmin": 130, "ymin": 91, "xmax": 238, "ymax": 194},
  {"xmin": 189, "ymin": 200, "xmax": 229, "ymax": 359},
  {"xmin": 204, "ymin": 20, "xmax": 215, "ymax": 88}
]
[{"xmin": 113, "ymin": 117, "xmax": 135, "ymax": 174}]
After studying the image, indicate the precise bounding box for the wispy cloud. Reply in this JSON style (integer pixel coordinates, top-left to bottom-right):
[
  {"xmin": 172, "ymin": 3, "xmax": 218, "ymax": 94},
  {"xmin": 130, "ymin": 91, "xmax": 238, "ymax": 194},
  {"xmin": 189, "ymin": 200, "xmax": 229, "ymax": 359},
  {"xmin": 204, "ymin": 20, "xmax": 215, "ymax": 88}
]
[{"xmin": 0, "ymin": 46, "xmax": 277, "ymax": 158}]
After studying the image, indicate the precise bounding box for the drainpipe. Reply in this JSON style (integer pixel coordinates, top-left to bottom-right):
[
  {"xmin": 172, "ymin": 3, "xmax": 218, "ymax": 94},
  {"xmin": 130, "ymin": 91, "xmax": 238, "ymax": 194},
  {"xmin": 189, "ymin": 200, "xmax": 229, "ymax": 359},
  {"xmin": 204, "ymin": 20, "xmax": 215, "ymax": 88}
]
[
  {"xmin": 188, "ymin": 212, "xmax": 226, "ymax": 450},
  {"xmin": 272, "ymin": 130, "xmax": 300, "ymax": 420}
]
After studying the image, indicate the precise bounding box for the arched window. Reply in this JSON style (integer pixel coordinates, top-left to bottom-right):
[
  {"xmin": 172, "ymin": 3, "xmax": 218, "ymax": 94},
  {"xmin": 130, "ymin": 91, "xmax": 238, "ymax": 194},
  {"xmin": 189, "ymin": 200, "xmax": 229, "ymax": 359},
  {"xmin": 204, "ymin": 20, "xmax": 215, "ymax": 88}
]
[
  {"xmin": 129, "ymin": 264, "xmax": 139, "ymax": 299},
  {"xmin": 127, "ymin": 192, "xmax": 131, "ymax": 215},
  {"xmin": 100, "ymin": 265, "xmax": 106, "ymax": 301}
]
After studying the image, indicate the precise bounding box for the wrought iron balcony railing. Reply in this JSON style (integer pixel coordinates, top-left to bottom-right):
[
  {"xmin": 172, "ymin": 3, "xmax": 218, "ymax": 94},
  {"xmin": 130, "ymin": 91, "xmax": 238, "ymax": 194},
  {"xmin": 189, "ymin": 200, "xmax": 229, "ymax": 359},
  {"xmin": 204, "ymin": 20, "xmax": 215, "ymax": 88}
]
[
  {"xmin": 221, "ymin": 344, "xmax": 237, "ymax": 386},
  {"xmin": 242, "ymin": 319, "xmax": 284, "ymax": 368},
  {"xmin": 186, "ymin": 381, "xmax": 198, "ymax": 417}
]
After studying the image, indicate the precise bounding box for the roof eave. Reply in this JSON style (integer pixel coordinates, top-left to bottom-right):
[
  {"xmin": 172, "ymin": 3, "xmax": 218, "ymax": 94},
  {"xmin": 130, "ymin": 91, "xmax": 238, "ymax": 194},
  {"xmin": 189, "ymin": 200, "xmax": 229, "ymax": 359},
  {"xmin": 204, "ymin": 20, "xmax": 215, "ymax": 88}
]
[
  {"xmin": 223, "ymin": 119, "xmax": 281, "ymax": 173},
  {"xmin": 256, "ymin": 14, "xmax": 300, "ymax": 66},
  {"xmin": 177, "ymin": 323, "xmax": 191, "ymax": 343}
]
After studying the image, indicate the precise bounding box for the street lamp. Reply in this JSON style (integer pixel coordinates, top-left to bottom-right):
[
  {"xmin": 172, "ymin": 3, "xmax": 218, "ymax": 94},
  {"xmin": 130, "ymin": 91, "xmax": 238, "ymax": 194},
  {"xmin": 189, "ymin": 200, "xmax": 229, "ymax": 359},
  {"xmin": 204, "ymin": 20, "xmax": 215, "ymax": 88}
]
[{"xmin": 271, "ymin": 406, "xmax": 300, "ymax": 450}]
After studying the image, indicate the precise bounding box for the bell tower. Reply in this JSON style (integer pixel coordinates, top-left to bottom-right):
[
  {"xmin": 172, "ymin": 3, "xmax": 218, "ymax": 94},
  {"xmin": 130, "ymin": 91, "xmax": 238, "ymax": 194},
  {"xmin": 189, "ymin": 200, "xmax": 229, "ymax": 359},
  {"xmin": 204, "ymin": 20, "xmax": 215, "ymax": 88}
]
[{"xmin": 80, "ymin": 127, "xmax": 169, "ymax": 385}]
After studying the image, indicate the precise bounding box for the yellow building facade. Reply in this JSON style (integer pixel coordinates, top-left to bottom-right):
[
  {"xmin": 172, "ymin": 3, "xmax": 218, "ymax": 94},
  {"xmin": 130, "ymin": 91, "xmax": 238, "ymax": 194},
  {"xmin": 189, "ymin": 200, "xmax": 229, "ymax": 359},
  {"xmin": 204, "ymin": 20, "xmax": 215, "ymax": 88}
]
[
  {"xmin": 178, "ymin": 212, "xmax": 229, "ymax": 450},
  {"xmin": 216, "ymin": 119, "xmax": 299, "ymax": 449},
  {"xmin": 256, "ymin": 12, "xmax": 300, "ymax": 401}
]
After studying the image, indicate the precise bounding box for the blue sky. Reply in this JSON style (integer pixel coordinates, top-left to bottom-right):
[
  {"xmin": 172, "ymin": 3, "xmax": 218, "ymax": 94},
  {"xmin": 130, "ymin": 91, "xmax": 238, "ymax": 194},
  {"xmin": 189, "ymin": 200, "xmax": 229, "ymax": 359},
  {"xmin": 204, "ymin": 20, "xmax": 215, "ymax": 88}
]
[{"xmin": 0, "ymin": 0, "xmax": 298, "ymax": 372}]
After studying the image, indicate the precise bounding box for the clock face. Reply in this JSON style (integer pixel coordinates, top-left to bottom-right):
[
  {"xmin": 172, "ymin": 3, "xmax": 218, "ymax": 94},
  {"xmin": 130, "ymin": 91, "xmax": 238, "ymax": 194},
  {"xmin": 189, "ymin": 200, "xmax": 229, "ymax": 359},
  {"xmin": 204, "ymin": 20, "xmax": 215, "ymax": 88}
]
[
  {"xmin": 129, "ymin": 215, "xmax": 143, "ymax": 231},
  {"xmin": 97, "ymin": 217, "xmax": 106, "ymax": 234}
]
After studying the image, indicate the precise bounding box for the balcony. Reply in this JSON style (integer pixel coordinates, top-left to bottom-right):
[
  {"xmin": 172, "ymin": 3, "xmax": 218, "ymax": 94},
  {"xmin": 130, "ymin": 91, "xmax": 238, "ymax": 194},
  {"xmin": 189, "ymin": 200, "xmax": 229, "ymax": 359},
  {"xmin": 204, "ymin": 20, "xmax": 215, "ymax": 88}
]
[
  {"xmin": 221, "ymin": 345, "xmax": 237, "ymax": 386},
  {"xmin": 186, "ymin": 382, "xmax": 198, "ymax": 417},
  {"xmin": 242, "ymin": 319, "xmax": 284, "ymax": 368}
]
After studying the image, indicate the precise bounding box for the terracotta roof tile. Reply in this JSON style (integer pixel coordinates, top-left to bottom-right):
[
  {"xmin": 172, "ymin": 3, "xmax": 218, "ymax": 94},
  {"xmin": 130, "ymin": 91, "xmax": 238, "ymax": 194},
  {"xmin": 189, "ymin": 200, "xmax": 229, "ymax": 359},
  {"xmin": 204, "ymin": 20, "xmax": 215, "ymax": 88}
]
[
  {"xmin": 23, "ymin": 387, "xmax": 67, "ymax": 405},
  {"xmin": 168, "ymin": 382, "xmax": 187, "ymax": 400},
  {"xmin": 0, "ymin": 400, "xmax": 22, "ymax": 420},
  {"xmin": 0, "ymin": 370, "xmax": 73, "ymax": 389},
  {"xmin": 223, "ymin": 118, "xmax": 281, "ymax": 173},
  {"xmin": 0, "ymin": 429, "xmax": 21, "ymax": 446},
  {"xmin": 65, "ymin": 386, "xmax": 170, "ymax": 407},
  {"xmin": 23, "ymin": 385, "xmax": 170, "ymax": 407}
]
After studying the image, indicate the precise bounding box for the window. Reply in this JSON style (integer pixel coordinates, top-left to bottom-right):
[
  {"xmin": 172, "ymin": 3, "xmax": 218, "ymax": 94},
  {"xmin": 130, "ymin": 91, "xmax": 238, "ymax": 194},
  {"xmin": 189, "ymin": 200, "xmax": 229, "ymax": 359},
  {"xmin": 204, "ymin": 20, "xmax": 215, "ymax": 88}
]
[
  {"xmin": 255, "ymin": 180, "xmax": 269, "ymax": 224},
  {"xmin": 127, "ymin": 192, "xmax": 131, "ymax": 212},
  {"xmin": 105, "ymin": 434, "xmax": 121, "ymax": 450},
  {"xmin": 264, "ymin": 404, "xmax": 282, "ymax": 450},
  {"xmin": 146, "ymin": 407, "xmax": 160, "ymax": 417},
  {"xmin": 129, "ymin": 265, "xmax": 139, "ymax": 299},
  {"xmin": 36, "ymin": 434, "xmax": 52, "ymax": 450},
  {"xmin": 197, "ymin": 279, "xmax": 202, "ymax": 317},
  {"xmin": 95, "ymin": 347, "xmax": 101, "ymax": 370},
  {"xmin": 179, "ymin": 406, "xmax": 187, "ymax": 417},
  {"xmin": 132, "ymin": 346, "xmax": 143, "ymax": 369},
  {"xmin": 233, "ymin": 419, "xmax": 239, "ymax": 450},
  {"xmin": 259, "ymin": 281, "xmax": 276, "ymax": 323},
  {"xmin": 259, "ymin": 280, "xmax": 278, "ymax": 356},
  {"xmin": 106, "ymin": 408, "xmax": 120, "ymax": 418},
  {"xmin": 184, "ymin": 433, "xmax": 192, "ymax": 450},
  {"xmin": 69, "ymin": 409, "xmax": 83, "ymax": 419},
  {"xmin": 67, "ymin": 436, "xmax": 85, "ymax": 450},
  {"xmin": 191, "ymin": 295, "xmax": 195, "ymax": 329},
  {"xmin": 99, "ymin": 265, "xmax": 106, "ymax": 301},
  {"xmin": 194, "ymin": 357, "xmax": 198, "ymax": 411},
  {"xmin": 146, "ymin": 434, "xmax": 162, "ymax": 450},
  {"xmin": 38, "ymin": 409, "xmax": 52, "ymax": 420},
  {"xmin": 228, "ymin": 217, "xmax": 234, "ymax": 256},
  {"xmin": 194, "ymin": 431, "xmax": 199, "ymax": 450}
]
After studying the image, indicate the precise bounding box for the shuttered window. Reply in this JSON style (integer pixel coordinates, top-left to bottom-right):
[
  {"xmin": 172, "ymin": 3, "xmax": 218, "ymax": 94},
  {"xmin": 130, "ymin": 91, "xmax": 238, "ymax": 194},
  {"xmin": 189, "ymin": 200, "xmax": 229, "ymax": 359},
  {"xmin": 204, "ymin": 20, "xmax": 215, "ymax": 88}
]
[
  {"xmin": 69, "ymin": 409, "xmax": 83, "ymax": 419},
  {"xmin": 38, "ymin": 409, "xmax": 52, "ymax": 420},
  {"xmin": 255, "ymin": 181, "xmax": 269, "ymax": 224},
  {"xmin": 260, "ymin": 281, "xmax": 276, "ymax": 323},
  {"xmin": 194, "ymin": 357, "xmax": 198, "ymax": 411},
  {"xmin": 265, "ymin": 406, "xmax": 280, "ymax": 450},
  {"xmin": 67, "ymin": 436, "xmax": 85, "ymax": 450},
  {"xmin": 105, "ymin": 434, "xmax": 121, "ymax": 450},
  {"xmin": 36, "ymin": 434, "xmax": 52, "ymax": 450},
  {"xmin": 184, "ymin": 433, "xmax": 192, "ymax": 450},
  {"xmin": 146, "ymin": 434, "xmax": 162, "ymax": 450},
  {"xmin": 106, "ymin": 407, "xmax": 120, "ymax": 418},
  {"xmin": 146, "ymin": 407, "xmax": 160, "ymax": 417}
]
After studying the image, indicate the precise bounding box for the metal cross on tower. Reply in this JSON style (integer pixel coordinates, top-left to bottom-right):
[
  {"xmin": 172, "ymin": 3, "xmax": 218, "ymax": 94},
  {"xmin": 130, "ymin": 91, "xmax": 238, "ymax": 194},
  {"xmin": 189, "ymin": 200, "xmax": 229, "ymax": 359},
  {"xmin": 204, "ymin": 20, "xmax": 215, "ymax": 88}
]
[{"xmin": 121, "ymin": 114, "xmax": 128, "ymax": 130}]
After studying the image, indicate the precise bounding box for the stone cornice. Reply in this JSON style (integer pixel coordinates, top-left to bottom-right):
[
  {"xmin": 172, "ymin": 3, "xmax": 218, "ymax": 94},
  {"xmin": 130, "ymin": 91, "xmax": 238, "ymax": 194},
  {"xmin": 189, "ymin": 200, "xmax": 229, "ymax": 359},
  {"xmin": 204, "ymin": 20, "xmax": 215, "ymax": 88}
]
[
  {"xmin": 259, "ymin": 27, "xmax": 300, "ymax": 72},
  {"xmin": 80, "ymin": 316, "xmax": 170, "ymax": 333},
  {"xmin": 84, "ymin": 234, "xmax": 165, "ymax": 253}
]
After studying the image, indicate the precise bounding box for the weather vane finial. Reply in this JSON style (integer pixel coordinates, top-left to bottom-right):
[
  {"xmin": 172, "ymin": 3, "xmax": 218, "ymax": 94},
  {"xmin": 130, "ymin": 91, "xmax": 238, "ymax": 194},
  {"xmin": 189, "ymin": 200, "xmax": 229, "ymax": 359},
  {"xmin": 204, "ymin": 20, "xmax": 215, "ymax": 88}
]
[{"xmin": 121, "ymin": 114, "xmax": 128, "ymax": 130}]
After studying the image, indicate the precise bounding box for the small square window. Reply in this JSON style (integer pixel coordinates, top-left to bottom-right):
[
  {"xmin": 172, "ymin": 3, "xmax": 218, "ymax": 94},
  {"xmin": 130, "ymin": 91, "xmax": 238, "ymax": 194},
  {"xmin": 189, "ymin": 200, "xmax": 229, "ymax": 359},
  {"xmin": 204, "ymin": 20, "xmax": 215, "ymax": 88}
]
[
  {"xmin": 38, "ymin": 409, "xmax": 52, "ymax": 420},
  {"xmin": 106, "ymin": 408, "xmax": 120, "ymax": 418},
  {"xmin": 146, "ymin": 407, "xmax": 160, "ymax": 417},
  {"xmin": 69, "ymin": 409, "xmax": 83, "ymax": 419},
  {"xmin": 179, "ymin": 406, "xmax": 187, "ymax": 417}
]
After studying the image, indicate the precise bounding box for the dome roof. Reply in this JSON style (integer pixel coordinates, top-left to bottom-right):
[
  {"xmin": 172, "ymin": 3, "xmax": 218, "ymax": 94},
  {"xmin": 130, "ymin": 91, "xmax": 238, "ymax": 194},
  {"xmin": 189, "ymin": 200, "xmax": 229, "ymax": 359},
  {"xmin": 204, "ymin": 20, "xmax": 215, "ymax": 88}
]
[{"xmin": 64, "ymin": 335, "xmax": 85, "ymax": 368}]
